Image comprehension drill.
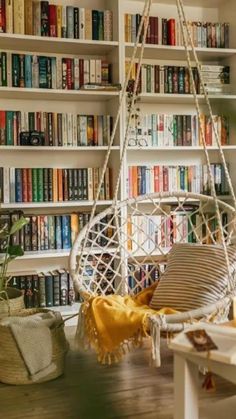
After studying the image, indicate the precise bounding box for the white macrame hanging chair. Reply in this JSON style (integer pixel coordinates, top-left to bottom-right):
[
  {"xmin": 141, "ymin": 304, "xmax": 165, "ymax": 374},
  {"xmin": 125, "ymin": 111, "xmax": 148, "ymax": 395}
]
[{"xmin": 69, "ymin": 0, "xmax": 236, "ymax": 359}]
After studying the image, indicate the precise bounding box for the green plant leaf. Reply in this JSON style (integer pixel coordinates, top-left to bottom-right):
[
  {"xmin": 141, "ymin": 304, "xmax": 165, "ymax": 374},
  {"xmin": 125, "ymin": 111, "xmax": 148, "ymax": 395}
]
[
  {"xmin": 7, "ymin": 245, "xmax": 24, "ymax": 257},
  {"xmin": 10, "ymin": 217, "xmax": 28, "ymax": 235}
]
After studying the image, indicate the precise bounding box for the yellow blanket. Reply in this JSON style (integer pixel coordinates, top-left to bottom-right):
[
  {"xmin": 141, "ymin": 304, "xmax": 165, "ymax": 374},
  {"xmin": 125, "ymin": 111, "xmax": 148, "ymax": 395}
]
[{"xmin": 79, "ymin": 283, "xmax": 177, "ymax": 364}]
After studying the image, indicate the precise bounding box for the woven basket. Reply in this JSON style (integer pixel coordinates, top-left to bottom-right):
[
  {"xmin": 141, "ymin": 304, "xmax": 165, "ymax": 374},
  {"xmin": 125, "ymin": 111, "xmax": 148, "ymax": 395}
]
[
  {"xmin": 0, "ymin": 308, "xmax": 69, "ymax": 385},
  {"xmin": 0, "ymin": 287, "xmax": 25, "ymax": 319}
]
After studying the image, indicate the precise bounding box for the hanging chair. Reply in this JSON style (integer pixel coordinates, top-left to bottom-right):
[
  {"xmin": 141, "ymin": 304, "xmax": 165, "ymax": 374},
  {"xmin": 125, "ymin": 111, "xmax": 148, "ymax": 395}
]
[{"xmin": 69, "ymin": 0, "xmax": 236, "ymax": 365}]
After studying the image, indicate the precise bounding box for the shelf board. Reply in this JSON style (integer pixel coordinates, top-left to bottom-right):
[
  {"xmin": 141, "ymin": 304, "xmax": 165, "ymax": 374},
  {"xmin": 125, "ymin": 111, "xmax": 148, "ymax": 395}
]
[
  {"xmin": 0, "ymin": 33, "xmax": 119, "ymax": 55},
  {"xmin": 127, "ymin": 0, "xmax": 224, "ymax": 6},
  {"xmin": 0, "ymin": 87, "xmax": 120, "ymax": 101},
  {"xmin": 128, "ymin": 146, "xmax": 236, "ymax": 151},
  {"xmin": 138, "ymin": 93, "xmax": 236, "ymax": 104},
  {"xmin": 0, "ymin": 146, "xmax": 120, "ymax": 151},
  {"xmin": 138, "ymin": 195, "xmax": 233, "ymax": 204},
  {"xmin": 125, "ymin": 43, "xmax": 236, "ymax": 61},
  {"xmin": 16, "ymin": 247, "xmax": 119, "ymax": 260},
  {"xmin": 0, "ymin": 200, "xmax": 113, "ymax": 209}
]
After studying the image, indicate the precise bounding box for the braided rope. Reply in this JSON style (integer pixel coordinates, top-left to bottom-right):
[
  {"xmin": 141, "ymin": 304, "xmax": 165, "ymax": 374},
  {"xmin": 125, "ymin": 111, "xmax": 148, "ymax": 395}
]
[
  {"xmin": 72, "ymin": 0, "xmax": 153, "ymax": 281},
  {"xmin": 176, "ymin": 0, "xmax": 236, "ymax": 294}
]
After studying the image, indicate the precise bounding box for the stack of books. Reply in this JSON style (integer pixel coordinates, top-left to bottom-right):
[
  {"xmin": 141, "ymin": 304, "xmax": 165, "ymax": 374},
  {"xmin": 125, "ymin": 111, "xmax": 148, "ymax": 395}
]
[
  {"xmin": 0, "ymin": 1, "xmax": 113, "ymax": 41},
  {"xmin": 8, "ymin": 269, "xmax": 75, "ymax": 308},
  {"xmin": 0, "ymin": 110, "xmax": 113, "ymax": 147},
  {"xmin": 200, "ymin": 65, "xmax": 230, "ymax": 94},
  {"xmin": 128, "ymin": 113, "xmax": 229, "ymax": 147},
  {"xmin": 124, "ymin": 14, "xmax": 229, "ymax": 48},
  {"xmin": 128, "ymin": 164, "xmax": 229, "ymax": 197},
  {"xmin": 0, "ymin": 167, "xmax": 112, "ymax": 203}
]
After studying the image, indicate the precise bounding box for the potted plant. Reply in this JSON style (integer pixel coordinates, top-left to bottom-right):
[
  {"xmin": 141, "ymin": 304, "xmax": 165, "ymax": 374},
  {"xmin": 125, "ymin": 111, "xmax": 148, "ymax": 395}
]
[{"xmin": 0, "ymin": 216, "xmax": 28, "ymax": 317}]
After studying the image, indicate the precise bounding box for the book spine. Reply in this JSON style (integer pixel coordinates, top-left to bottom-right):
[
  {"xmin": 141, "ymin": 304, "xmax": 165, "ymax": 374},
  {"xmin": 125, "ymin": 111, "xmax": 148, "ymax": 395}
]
[
  {"xmin": 13, "ymin": 0, "xmax": 25, "ymax": 34},
  {"xmin": 38, "ymin": 273, "xmax": 46, "ymax": 308},
  {"xmin": 25, "ymin": 0, "xmax": 33, "ymax": 35},
  {"xmin": 66, "ymin": 5, "xmax": 74, "ymax": 39},
  {"xmin": 52, "ymin": 271, "xmax": 60, "ymax": 306},
  {"xmin": 41, "ymin": 1, "xmax": 49, "ymax": 37},
  {"xmin": 56, "ymin": 5, "xmax": 62, "ymax": 38},
  {"xmin": 62, "ymin": 215, "xmax": 71, "ymax": 249},
  {"xmin": 49, "ymin": 4, "xmax": 57, "ymax": 37},
  {"xmin": 45, "ymin": 272, "xmax": 53, "ymax": 307},
  {"xmin": 59, "ymin": 270, "xmax": 69, "ymax": 305},
  {"xmin": 104, "ymin": 10, "xmax": 112, "ymax": 41},
  {"xmin": 6, "ymin": 0, "xmax": 13, "ymax": 33},
  {"xmin": 74, "ymin": 7, "xmax": 79, "ymax": 39}
]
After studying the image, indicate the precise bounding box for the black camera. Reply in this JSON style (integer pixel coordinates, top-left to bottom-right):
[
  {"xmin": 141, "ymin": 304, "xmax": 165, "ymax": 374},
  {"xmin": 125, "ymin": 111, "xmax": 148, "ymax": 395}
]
[{"xmin": 20, "ymin": 131, "xmax": 45, "ymax": 146}]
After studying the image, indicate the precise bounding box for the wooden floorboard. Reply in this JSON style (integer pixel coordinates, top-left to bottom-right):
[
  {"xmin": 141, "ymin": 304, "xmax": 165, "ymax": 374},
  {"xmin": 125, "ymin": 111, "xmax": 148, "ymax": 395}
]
[{"xmin": 0, "ymin": 326, "xmax": 236, "ymax": 419}]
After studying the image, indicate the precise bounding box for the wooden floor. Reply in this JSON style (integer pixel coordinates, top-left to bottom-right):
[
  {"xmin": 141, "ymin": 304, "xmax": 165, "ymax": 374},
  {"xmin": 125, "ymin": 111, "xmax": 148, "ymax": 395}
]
[{"xmin": 0, "ymin": 327, "xmax": 236, "ymax": 419}]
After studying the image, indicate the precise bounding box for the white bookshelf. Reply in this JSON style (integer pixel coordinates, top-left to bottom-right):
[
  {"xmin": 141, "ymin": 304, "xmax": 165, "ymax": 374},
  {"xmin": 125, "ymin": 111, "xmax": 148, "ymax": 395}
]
[{"xmin": 1, "ymin": 0, "xmax": 236, "ymax": 320}]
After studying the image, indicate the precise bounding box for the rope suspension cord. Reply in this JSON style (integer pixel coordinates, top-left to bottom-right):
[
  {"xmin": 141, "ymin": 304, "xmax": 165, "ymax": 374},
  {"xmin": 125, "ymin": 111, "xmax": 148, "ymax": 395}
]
[
  {"xmin": 72, "ymin": 0, "xmax": 154, "ymax": 284},
  {"xmin": 176, "ymin": 0, "xmax": 236, "ymax": 295}
]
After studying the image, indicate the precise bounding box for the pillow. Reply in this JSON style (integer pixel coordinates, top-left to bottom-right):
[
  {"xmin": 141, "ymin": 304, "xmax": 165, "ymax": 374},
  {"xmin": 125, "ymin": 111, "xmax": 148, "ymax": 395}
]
[{"xmin": 149, "ymin": 243, "xmax": 236, "ymax": 312}]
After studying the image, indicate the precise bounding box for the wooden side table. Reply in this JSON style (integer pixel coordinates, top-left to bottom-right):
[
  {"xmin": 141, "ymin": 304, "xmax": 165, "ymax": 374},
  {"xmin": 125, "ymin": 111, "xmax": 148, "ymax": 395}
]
[{"xmin": 169, "ymin": 325, "xmax": 236, "ymax": 419}]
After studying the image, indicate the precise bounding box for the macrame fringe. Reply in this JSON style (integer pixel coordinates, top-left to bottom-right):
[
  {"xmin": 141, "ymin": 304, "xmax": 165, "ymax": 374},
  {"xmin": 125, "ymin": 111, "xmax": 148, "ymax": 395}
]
[{"xmin": 75, "ymin": 298, "xmax": 151, "ymax": 365}]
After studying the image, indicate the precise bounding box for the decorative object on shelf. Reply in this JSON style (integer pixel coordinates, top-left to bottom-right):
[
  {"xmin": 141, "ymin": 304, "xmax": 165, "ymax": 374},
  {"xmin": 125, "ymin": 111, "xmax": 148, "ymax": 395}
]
[
  {"xmin": 69, "ymin": 0, "xmax": 236, "ymax": 367},
  {"xmin": 0, "ymin": 215, "xmax": 28, "ymax": 318}
]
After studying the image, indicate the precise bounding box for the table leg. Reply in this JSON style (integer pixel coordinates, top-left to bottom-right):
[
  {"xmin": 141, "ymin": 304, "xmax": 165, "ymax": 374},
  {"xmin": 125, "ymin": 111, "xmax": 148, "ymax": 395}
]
[{"xmin": 174, "ymin": 353, "xmax": 199, "ymax": 419}]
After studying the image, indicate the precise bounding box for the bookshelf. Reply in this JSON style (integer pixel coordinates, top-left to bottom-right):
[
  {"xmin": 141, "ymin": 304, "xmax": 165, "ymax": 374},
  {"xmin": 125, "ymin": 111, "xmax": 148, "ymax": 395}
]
[{"xmin": 0, "ymin": 0, "xmax": 236, "ymax": 323}]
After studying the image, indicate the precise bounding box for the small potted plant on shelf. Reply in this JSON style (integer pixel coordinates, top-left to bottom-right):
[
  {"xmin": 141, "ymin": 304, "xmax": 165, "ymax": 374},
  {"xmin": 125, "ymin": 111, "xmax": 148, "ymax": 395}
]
[{"xmin": 0, "ymin": 216, "xmax": 28, "ymax": 317}]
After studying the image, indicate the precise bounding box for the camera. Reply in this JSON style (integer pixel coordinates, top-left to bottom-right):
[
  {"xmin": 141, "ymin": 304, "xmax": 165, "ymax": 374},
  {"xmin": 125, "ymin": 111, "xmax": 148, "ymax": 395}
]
[{"xmin": 20, "ymin": 131, "xmax": 45, "ymax": 146}]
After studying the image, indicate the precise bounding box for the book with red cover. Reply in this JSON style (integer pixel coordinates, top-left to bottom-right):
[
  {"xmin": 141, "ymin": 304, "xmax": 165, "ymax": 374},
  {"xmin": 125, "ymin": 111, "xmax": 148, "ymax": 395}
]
[
  {"xmin": 66, "ymin": 58, "xmax": 73, "ymax": 90},
  {"xmin": 167, "ymin": 19, "xmax": 176, "ymax": 45},
  {"xmin": 0, "ymin": 0, "xmax": 6, "ymax": 33},
  {"xmin": 154, "ymin": 166, "xmax": 160, "ymax": 192},
  {"xmin": 154, "ymin": 65, "xmax": 159, "ymax": 93},
  {"xmin": 0, "ymin": 110, "xmax": 6, "ymax": 145},
  {"xmin": 154, "ymin": 17, "xmax": 158, "ymax": 44},
  {"xmin": 150, "ymin": 16, "xmax": 155, "ymax": 44},
  {"xmin": 22, "ymin": 168, "xmax": 28, "ymax": 202},
  {"xmin": 27, "ymin": 168, "xmax": 33, "ymax": 202},
  {"xmin": 79, "ymin": 58, "xmax": 84, "ymax": 87},
  {"xmin": 49, "ymin": 4, "xmax": 57, "ymax": 37}
]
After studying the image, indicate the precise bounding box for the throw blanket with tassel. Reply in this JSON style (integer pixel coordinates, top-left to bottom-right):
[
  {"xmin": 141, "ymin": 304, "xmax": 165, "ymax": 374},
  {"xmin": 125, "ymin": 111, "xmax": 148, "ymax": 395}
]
[{"xmin": 76, "ymin": 282, "xmax": 177, "ymax": 365}]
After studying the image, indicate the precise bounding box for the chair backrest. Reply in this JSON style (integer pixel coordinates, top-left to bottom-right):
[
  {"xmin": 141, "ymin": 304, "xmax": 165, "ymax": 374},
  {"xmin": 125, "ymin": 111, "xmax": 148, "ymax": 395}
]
[{"xmin": 69, "ymin": 192, "xmax": 236, "ymax": 297}]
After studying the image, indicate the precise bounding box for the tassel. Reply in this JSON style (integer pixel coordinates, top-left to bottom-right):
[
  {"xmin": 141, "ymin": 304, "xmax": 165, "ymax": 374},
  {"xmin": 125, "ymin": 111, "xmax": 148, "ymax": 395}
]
[
  {"xmin": 75, "ymin": 304, "xmax": 89, "ymax": 350},
  {"xmin": 202, "ymin": 372, "xmax": 216, "ymax": 392},
  {"xmin": 149, "ymin": 316, "xmax": 161, "ymax": 367}
]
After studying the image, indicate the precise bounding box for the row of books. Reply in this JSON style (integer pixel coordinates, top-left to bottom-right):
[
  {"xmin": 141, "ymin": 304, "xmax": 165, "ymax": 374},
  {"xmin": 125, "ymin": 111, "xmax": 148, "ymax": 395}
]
[
  {"xmin": 127, "ymin": 164, "xmax": 229, "ymax": 197},
  {"xmin": 0, "ymin": 1, "xmax": 113, "ymax": 41},
  {"xmin": 0, "ymin": 167, "xmax": 112, "ymax": 203},
  {"xmin": 0, "ymin": 52, "xmax": 112, "ymax": 89},
  {"xmin": 201, "ymin": 65, "xmax": 230, "ymax": 94},
  {"xmin": 128, "ymin": 63, "xmax": 231, "ymax": 95},
  {"xmin": 80, "ymin": 254, "xmax": 115, "ymax": 296},
  {"xmin": 128, "ymin": 264, "xmax": 160, "ymax": 294},
  {"xmin": 0, "ymin": 211, "xmax": 113, "ymax": 252},
  {"xmin": 124, "ymin": 14, "xmax": 230, "ymax": 49},
  {"xmin": 8, "ymin": 269, "xmax": 75, "ymax": 309},
  {"xmin": 0, "ymin": 110, "xmax": 113, "ymax": 147},
  {"xmin": 127, "ymin": 211, "xmax": 228, "ymax": 251},
  {"xmin": 128, "ymin": 114, "xmax": 229, "ymax": 147},
  {"xmin": 128, "ymin": 63, "xmax": 201, "ymax": 94}
]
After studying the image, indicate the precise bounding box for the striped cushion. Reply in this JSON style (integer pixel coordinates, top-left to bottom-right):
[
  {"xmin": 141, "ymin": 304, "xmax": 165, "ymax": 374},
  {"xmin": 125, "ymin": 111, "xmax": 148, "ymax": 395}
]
[{"xmin": 150, "ymin": 243, "xmax": 236, "ymax": 312}]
